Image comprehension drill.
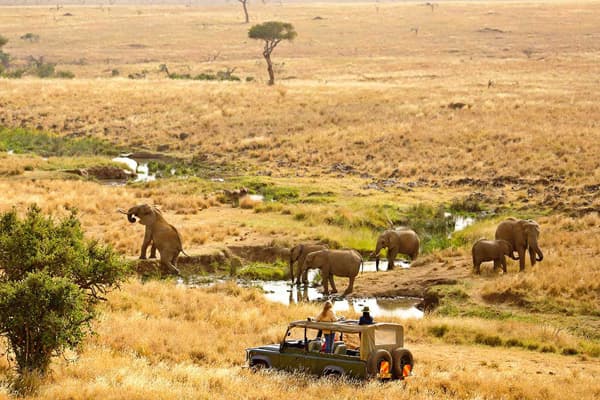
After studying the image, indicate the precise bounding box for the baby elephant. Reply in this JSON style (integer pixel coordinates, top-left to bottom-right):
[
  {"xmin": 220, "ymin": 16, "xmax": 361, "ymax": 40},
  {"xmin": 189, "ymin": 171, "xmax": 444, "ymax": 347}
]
[{"xmin": 472, "ymin": 239, "xmax": 518, "ymax": 274}]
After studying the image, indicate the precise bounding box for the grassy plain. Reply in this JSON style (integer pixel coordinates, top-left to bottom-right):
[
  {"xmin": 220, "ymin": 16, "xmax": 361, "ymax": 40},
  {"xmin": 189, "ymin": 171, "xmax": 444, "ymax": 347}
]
[{"xmin": 0, "ymin": 1, "xmax": 599, "ymax": 399}]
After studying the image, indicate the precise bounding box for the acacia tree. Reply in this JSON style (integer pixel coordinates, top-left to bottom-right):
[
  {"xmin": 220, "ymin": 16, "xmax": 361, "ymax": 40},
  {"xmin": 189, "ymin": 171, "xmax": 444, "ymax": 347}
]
[
  {"xmin": 248, "ymin": 21, "xmax": 296, "ymax": 85},
  {"xmin": 238, "ymin": 0, "xmax": 250, "ymax": 23},
  {"xmin": 0, "ymin": 205, "xmax": 129, "ymax": 381}
]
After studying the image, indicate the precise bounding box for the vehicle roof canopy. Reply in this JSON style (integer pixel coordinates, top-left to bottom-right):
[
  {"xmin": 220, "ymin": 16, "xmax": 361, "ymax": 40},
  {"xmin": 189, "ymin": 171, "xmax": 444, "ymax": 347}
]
[
  {"xmin": 289, "ymin": 320, "xmax": 404, "ymax": 361},
  {"xmin": 289, "ymin": 319, "xmax": 402, "ymax": 333}
]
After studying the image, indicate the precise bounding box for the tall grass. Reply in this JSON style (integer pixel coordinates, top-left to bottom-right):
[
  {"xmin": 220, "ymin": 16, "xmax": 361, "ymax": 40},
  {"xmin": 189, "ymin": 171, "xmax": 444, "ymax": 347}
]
[{"xmin": 0, "ymin": 279, "xmax": 596, "ymax": 400}]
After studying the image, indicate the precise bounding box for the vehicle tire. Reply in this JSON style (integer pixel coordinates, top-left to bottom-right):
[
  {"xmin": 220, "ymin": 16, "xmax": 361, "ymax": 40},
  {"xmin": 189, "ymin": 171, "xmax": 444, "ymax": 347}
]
[
  {"xmin": 323, "ymin": 369, "xmax": 343, "ymax": 381},
  {"xmin": 250, "ymin": 360, "xmax": 269, "ymax": 372},
  {"xmin": 366, "ymin": 349, "xmax": 393, "ymax": 379},
  {"xmin": 391, "ymin": 348, "xmax": 414, "ymax": 380}
]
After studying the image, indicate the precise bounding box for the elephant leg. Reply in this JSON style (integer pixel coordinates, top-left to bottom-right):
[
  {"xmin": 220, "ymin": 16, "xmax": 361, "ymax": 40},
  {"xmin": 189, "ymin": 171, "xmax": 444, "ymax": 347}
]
[
  {"xmin": 473, "ymin": 259, "xmax": 481, "ymax": 274},
  {"xmin": 140, "ymin": 228, "xmax": 152, "ymax": 259},
  {"xmin": 322, "ymin": 272, "xmax": 330, "ymax": 295},
  {"xmin": 301, "ymin": 263, "xmax": 310, "ymax": 285},
  {"xmin": 343, "ymin": 276, "xmax": 355, "ymax": 296},
  {"xmin": 501, "ymin": 256, "xmax": 507, "ymax": 273},
  {"xmin": 160, "ymin": 252, "xmax": 181, "ymax": 275},
  {"xmin": 149, "ymin": 242, "xmax": 157, "ymax": 259},
  {"xmin": 387, "ymin": 249, "xmax": 398, "ymax": 270},
  {"xmin": 295, "ymin": 255, "xmax": 307, "ymax": 285},
  {"xmin": 328, "ymin": 274, "xmax": 338, "ymax": 294},
  {"xmin": 493, "ymin": 259, "xmax": 501, "ymax": 272},
  {"xmin": 518, "ymin": 248, "xmax": 526, "ymax": 271}
]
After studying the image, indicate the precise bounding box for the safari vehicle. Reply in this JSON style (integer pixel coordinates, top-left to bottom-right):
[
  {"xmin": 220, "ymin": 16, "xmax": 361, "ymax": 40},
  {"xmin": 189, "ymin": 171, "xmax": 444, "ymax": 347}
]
[{"xmin": 245, "ymin": 319, "xmax": 414, "ymax": 380}]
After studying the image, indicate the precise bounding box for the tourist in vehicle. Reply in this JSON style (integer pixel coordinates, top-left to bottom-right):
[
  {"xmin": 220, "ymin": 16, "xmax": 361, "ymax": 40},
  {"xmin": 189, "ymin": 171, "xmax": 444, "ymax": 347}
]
[
  {"xmin": 316, "ymin": 300, "xmax": 337, "ymax": 353},
  {"xmin": 359, "ymin": 306, "xmax": 374, "ymax": 325}
]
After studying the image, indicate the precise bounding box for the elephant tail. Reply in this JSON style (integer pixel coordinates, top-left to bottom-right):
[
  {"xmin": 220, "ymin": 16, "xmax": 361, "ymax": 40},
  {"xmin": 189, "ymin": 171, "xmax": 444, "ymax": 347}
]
[{"xmin": 180, "ymin": 248, "xmax": 191, "ymax": 257}]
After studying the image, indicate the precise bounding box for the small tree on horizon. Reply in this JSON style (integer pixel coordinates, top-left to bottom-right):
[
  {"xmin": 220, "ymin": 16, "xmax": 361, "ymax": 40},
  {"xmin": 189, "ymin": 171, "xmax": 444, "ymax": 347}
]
[
  {"xmin": 238, "ymin": 0, "xmax": 250, "ymax": 24},
  {"xmin": 248, "ymin": 21, "xmax": 297, "ymax": 85}
]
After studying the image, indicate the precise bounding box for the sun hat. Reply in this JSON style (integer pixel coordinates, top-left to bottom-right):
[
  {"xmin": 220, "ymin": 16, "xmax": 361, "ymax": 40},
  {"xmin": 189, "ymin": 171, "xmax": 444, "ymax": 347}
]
[{"xmin": 362, "ymin": 306, "xmax": 370, "ymax": 313}]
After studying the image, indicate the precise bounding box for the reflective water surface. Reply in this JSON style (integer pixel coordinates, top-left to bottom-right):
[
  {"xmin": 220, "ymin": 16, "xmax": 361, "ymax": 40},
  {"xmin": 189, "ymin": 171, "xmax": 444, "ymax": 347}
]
[{"xmin": 251, "ymin": 279, "xmax": 423, "ymax": 319}]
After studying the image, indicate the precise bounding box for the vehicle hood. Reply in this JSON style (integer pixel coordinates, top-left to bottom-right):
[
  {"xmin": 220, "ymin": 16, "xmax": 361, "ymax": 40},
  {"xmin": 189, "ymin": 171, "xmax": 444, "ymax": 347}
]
[{"xmin": 247, "ymin": 344, "xmax": 280, "ymax": 352}]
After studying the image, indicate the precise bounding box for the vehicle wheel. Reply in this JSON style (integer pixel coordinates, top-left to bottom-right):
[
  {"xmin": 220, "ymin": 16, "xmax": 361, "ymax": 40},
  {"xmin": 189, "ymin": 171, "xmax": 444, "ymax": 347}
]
[
  {"xmin": 366, "ymin": 349, "xmax": 393, "ymax": 379},
  {"xmin": 323, "ymin": 369, "xmax": 343, "ymax": 381},
  {"xmin": 250, "ymin": 360, "xmax": 269, "ymax": 372},
  {"xmin": 391, "ymin": 348, "xmax": 414, "ymax": 380}
]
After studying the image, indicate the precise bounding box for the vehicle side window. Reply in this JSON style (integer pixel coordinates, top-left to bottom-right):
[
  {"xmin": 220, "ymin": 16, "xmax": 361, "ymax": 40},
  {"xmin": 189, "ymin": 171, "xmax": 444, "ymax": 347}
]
[{"xmin": 374, "ymin": 327, "xmax": 396, "ymax": 345}]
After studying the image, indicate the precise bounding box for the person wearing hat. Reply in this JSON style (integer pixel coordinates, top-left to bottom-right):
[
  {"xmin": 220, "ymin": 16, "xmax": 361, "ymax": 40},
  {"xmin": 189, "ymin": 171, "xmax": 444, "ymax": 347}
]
[{"xmin": 359, "ymin": 306, "xmax": 374, "ymax": 325}]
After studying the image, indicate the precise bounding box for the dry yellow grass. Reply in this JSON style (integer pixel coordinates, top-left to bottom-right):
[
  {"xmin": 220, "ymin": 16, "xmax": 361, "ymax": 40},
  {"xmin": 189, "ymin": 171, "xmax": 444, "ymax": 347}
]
[
  {"xmin": 0, "ymin": 2, "xmax": 599, "ymax": 187},
  {"xmin": 0, "ymin": 279, "xmax": 593, "ymax": 400},
  {"xmin": 0, "ymin": 2, "xmax": 598, "ymax": 398}
]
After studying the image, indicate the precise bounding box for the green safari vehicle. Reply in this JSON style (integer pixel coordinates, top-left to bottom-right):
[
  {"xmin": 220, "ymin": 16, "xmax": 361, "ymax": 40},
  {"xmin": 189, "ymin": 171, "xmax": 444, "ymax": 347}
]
[{"xmin": 245, "ymin": 319, "xmax": 414, "ymax": 380}]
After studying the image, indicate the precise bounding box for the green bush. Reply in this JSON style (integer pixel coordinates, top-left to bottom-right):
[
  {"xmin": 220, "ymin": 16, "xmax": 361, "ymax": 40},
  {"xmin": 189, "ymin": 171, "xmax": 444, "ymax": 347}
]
[
  {"xmin": 428, "ymin": 324, "xmax": 449, "ymax": 338},
  {"xmin": 0, "ymin": 205, "xmax": 129, "ymax": 379},
  {"xmin": 475, "ymin": 334, "xmax": 503, "ymax": 347},
  {"xmin": 561, "ymin": 347, "xmax": 578, "ymax": 356},
  {"xmin": 504, "ymin": 338, "xmax": 524, "ymax": 348},
  {"xmin": 0, "ymin": 271, "xmax": 88, "ymax": 374},
  {"xmin": 32, "ymin": 62, "xmax": 55, "ymax": 78},
  {"xmin": 540, "ymin": 345, "xmax": 556, "ymax": 353},
  {"xmin": 55, "ymin": 70, "xmax": 75, "ymax": 79}
]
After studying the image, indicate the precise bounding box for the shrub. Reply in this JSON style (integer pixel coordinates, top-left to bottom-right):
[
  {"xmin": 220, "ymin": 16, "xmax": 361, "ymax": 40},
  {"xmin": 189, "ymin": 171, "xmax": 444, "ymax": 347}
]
[
  {"xmin": 20, "ymin": 33, "xmax": 40, "ymax": 42},
  {"xmin": 504, "ymin": 338, "xmax": 524, "ymax": 348},
  {"xmin": 561, "ymin": 347, "xmax": 578, "ymax": 356},
  {"xmin": 428, "ymin": 324, "xmax": 449, "ymax": 338},
  {"xmin": 32, "ymin": 62, "xmax": 55, "ymax": 78},
  {"xmin": 0, "ymin": 271, "xmax": 88, "ymax": 374},
  {"xmin": 540, "ymin": 345, "xmax": 556, "ymax": 353},
  {"xmin": 475, "ymin": 334, "xmax": 503, "ymax": 347},
  {"xmin": 55, "ymin": 70, "xmax": 75, "ymax": 79},
  {"xmin": 0, "ymin": 205, "xmax": 129, "ymax": 380}
]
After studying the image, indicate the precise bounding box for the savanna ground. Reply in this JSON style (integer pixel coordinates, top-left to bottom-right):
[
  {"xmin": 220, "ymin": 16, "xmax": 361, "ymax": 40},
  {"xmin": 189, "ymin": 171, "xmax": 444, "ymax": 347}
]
[{"xmin": 0, "ymin": 1, "xmax": 599, "ymax": 399}]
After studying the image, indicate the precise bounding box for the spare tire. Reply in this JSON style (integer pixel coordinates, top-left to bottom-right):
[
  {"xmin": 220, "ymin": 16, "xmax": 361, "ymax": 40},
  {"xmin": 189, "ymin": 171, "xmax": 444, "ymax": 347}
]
[
  {"xmin": 391, "ymin": 348, "xmax": 414, "ymax": 380},
  {"xmin": 366, "ymin": 349, "xmax": 393, "ymax": 379}
]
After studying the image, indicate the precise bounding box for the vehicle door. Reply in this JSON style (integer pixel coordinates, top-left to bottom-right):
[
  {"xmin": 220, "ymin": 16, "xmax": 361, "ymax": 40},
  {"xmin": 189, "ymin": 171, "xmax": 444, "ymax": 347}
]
[{"xmin": 278, "ymin": 326, "xmax": 310, "ymax": 373}]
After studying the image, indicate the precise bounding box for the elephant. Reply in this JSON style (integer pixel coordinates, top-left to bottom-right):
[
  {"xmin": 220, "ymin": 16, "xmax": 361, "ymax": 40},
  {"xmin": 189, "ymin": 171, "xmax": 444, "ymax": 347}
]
[
  {"xmin": 118, "ymin": 204, "xmax": 188, "ymax": 274},
  {"xmin": 495, "ymin": 218, "xmax": 543, "ymax": 272},
  {"xmin": 289, "ymin": 243, "xmax": 328, "ymax": 285},
  {"xmin": 303, "ymin": 249, "xmax": 363, "ymax": 296},
  {"xmin": 371, "ymin": 229, "xmax": 420, "ymax": 271},
  {"xmin": 471, "ymin": 239, "xmax": 517, "ymax": 274}
]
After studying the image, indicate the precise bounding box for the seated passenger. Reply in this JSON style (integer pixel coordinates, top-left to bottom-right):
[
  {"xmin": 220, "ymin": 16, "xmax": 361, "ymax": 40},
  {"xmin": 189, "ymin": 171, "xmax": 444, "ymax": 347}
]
[{"xmin": 359, "ymin": 306, "xmax": 374, "ymax": 325}]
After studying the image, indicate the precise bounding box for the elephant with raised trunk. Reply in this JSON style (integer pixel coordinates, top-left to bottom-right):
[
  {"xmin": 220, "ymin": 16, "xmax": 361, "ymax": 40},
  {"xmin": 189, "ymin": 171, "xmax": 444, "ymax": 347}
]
[
  {"xmin": 289, "ymin": 243, "xmax": 328, "ymax": 285},
  {"xmin": 303, "ymin": 249, "xmax": 363, "ymax": 296},
  {"xmin": 118, "ymin": 204, "xmax": 188, "ymax": 275},
  {"xmin": 471, "ymin": 239, "xmax": 517, "ymax": 274},
  {"xmin": 495, "ymin": 218, "xmax": 543, "ymax": 272},
  {"xmin": 371, "ymin": 229, "xmax": 420, "ymax": 271}
]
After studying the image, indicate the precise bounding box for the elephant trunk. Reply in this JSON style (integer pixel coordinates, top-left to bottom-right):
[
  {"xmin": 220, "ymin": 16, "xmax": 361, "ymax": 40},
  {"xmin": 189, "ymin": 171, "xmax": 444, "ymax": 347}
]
[
  {"xmin": 127, "ymin": 213, "xmax": 137, "ymax": 223},
  {"xmin": 535, "ymin": 246, "xmax": 544, "ymax": 262},
  {"xmin": 375, "ymin": 257, "xmax": 380, "ymax": 272}
]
